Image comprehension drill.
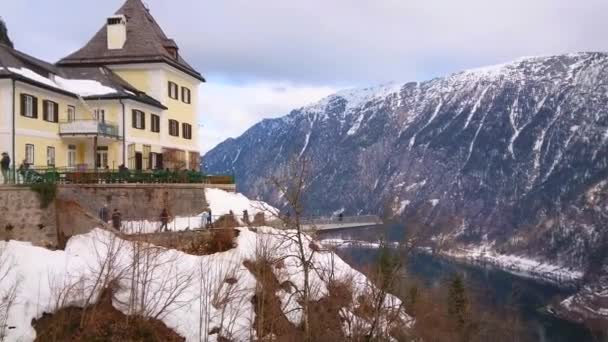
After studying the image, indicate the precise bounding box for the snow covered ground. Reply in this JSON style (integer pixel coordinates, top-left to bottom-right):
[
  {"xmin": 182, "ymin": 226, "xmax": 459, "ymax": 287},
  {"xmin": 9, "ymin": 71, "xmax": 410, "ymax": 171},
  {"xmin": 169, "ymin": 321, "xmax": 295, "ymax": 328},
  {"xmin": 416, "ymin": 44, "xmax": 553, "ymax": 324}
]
[
  {"xmin": 0, "ymin": 226, "xmax": 411, "ymax": 341},
  {"xmin": 442, "ymin": 244, "xmax": 583, "ymax": 286},
  {"xmin": 122, "ymin": 188, "xmax": 279, "ymax": 234}
]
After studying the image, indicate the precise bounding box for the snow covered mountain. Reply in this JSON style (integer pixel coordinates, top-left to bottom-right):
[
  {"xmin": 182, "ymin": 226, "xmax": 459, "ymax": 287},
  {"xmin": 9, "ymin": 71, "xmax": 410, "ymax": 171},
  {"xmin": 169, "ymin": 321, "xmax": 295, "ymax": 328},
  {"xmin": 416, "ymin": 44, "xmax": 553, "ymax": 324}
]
[{"xmin": 204, "ymin": 53, "xmax": 608, "ymax": 285}]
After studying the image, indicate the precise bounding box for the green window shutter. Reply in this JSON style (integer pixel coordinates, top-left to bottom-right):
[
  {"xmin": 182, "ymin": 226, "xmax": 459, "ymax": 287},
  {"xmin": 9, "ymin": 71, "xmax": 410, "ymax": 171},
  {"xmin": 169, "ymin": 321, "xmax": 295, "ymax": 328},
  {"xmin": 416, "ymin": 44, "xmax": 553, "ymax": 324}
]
[
  {"xmin": 53, "ymin": 102, "xmax": 59, "ymax": 122},
  {"xmin": 32, "ymin": 96, "xmax": 38, "ymax": 118},
  {"xmin": 42, "ymin": 100, "xmax": 48, "ymax": 121},
  {"xmin": 20, "ymin": 94, "xmax": 26, "ymax": 117},
  {"xmin": 132, "ymin": 110, "xmax": 137, "ymax": 128}
]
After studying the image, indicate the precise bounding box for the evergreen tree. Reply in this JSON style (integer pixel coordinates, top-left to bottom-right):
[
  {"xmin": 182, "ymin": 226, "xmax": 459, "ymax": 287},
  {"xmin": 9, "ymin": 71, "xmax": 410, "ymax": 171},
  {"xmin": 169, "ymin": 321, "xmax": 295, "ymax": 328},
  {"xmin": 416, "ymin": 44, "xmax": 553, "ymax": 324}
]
[
  {"xmin": 0, "ymin": 18, "xmax": 14, "ymax": 48},
  {"xmin": 447, "ymin": 274, "xmax": 468, "ymax": 327}
]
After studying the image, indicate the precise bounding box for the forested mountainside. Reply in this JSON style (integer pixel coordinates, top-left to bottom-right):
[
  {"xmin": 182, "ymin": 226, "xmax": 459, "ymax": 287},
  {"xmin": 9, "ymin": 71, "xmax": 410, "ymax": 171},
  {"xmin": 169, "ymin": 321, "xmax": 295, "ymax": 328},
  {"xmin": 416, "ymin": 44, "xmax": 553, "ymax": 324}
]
[{"xmin": 204, "ymin": 53, "xmax": 608, "ymax": 277}]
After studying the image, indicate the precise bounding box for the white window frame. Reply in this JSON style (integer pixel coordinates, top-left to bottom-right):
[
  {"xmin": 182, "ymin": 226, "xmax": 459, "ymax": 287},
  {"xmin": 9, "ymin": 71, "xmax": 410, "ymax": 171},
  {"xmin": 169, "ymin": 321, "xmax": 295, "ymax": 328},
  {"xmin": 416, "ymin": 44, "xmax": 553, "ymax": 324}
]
[
  {"xmin": 94, "ymin": 109, "xmax": 106, "ymax": 123},
  {"xmin": 134, "ymin": 110, "xmax": 144, "ymax": 129},
  {"xmin": 46, "ymin": 146, "xmax": 55, "ymax": 167},
  {"xmin": 24, "ymin": 95, "xmax": 34, "ymax": 118},
  {"xmin": 168, "ymin": 81, "xmax": 179, "ymax": 99},
  {"xmin": 45, "ymin": 101, "xmax": 57, "ymax": 122},
  {"xmin": 169, "ymin": 119, "xmax": 179, "ymax": 136},
  {"xmin": 68, "ymin": 145, "xmax": 77, "ymax": 169},
  {"xmin": 67, "ymin": 106, "xmax": 76, "ymax": 122},
  {"xmin": 150, "ymin": 153, "xmax": 158, "ymax": 170},
  {"xmin": 25, "ymin": 144, "xmax": 34, "ymax": 165},
  {"xmin": 151, "ymin": 114, "xmax": 160, "ymax": 133}
]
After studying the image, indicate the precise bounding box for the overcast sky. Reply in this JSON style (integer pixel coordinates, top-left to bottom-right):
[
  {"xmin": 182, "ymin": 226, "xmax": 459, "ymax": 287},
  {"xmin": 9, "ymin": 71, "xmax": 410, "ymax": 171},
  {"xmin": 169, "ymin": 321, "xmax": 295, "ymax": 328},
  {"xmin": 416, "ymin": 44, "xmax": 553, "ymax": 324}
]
[{"xmin": 3, "ymin": 0, "xmax": 608, "ymax": 152}]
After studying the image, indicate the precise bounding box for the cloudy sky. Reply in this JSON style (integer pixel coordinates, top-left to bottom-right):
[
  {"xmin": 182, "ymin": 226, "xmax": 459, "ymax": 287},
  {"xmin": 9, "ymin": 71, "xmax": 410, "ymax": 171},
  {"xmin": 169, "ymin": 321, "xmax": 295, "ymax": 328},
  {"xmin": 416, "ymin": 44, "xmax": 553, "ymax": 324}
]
[{"xmin": 3, "ymin": 0, "xmax": 608, "ymax": 152}]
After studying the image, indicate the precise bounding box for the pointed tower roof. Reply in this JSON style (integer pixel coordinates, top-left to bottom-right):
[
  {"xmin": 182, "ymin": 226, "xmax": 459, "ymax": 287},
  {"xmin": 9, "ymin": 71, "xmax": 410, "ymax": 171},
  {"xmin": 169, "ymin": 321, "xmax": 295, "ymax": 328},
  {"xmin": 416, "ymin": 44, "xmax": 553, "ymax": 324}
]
[{"xmin": 57, "ymin": 0, "xmax": 204, "ymax": 81}]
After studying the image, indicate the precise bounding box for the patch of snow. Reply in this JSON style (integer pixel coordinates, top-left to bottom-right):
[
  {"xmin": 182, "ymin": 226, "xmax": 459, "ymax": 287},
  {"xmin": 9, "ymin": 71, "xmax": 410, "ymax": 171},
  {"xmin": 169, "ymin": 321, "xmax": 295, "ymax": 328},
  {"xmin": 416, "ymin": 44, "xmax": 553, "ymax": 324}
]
[
  {"xmin": 8, "ymin": 67, "xmax": 117, "ymax": 97},
  {"xmin": 441, "ymin": 244, "xmax": 583, "ymax": 286},
  {"xmin": 0, "ymin": 226, "xmax": 412, "ymax": 341},
  {"xmin": 123, "ymin": 189, "xmax": 279, "ymax": 234},
  {"xmin": 55, "ymin": 77, "xmax": 116, "ymax": 97}
]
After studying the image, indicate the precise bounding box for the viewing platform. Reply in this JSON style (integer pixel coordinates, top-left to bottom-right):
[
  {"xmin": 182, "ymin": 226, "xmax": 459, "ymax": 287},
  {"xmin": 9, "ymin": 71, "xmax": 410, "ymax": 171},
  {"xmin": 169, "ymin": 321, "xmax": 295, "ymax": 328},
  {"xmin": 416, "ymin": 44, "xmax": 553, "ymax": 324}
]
[{"xmin": 301, "ymin": 215, "xmax": 383, "ymax": 232}]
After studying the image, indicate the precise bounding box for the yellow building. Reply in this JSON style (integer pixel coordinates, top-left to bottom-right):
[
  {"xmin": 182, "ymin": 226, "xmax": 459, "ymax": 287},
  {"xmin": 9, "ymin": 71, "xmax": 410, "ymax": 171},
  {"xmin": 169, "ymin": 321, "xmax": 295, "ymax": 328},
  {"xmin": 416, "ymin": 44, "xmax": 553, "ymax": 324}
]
[{"xmin": 0, "ymin": 0, "xmax": 204, "ymax": 173}]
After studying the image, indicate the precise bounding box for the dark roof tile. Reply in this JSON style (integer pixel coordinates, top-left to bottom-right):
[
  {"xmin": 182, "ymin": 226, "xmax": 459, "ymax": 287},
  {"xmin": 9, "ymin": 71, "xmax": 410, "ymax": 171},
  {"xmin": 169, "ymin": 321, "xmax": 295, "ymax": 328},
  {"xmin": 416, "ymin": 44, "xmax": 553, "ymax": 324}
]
[{"xmin": 57, "ymin": 0, "xmax": 204, "ymax": 82}]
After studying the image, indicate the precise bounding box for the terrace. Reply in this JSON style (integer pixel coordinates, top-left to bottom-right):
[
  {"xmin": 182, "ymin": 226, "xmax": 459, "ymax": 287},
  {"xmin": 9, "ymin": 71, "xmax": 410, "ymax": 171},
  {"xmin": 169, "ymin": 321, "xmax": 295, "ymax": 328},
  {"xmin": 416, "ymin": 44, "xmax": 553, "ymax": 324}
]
[{"xmin": 3, "ymin": 167, "xmax": 235, "ymax": 186}]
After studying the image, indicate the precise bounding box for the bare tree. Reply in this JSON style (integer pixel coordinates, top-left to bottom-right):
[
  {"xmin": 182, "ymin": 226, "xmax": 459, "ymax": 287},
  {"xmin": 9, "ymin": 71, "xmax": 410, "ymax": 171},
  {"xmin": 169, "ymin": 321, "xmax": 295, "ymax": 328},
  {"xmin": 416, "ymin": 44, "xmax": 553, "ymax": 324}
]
[{"xmin": 0, "ymin": 246, "xmax": 18, "ymax": 342}]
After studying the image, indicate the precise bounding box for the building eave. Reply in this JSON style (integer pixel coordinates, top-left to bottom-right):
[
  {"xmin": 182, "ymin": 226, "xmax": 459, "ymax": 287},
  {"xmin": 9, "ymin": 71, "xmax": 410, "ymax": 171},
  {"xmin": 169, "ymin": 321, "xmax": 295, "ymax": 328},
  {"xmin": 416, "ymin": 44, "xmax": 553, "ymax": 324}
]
[
  {"xmin": 0, "ymin": 73, "xmax": 79, "ymax": 98},
  {"xmin": 58, "ymin": 57, "xmax": 206, "ymax": 83}
]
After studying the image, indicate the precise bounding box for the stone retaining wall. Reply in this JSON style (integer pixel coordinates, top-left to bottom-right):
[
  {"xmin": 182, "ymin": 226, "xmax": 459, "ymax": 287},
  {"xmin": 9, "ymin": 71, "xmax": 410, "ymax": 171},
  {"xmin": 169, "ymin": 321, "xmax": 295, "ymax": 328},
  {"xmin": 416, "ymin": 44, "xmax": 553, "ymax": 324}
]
[
  {"xmin": 0, "ymin": 184, "xmax": 219, "ymax": 248},
  {"xmin": 0, "ymin": 186, "xmax": 57, "ymax": 248},
  {"xmin": 57, "ymin": 184, "xmax": 209, "ymax": 220}
]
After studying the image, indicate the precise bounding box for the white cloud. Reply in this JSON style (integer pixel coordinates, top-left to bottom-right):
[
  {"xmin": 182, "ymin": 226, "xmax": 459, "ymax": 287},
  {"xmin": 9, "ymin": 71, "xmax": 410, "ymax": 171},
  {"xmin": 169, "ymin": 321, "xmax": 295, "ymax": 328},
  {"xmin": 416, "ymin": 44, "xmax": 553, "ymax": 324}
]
[{"xmin": 198, "ymin": 82, "xmax": 335, "ymax": 153}]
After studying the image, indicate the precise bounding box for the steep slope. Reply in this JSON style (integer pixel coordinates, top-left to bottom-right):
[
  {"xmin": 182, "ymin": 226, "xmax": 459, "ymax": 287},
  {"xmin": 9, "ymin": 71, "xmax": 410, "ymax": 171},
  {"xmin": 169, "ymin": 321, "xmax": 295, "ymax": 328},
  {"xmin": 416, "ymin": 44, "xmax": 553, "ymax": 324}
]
[{"xmin": 204, "ymin": 53, "xmax": 608, "ymax": 275}]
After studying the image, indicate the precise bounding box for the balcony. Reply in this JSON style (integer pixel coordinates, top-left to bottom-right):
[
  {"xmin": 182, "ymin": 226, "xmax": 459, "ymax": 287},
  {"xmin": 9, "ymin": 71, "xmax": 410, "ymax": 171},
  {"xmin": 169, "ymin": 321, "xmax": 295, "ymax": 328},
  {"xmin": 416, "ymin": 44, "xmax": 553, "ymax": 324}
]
[{"xmin": 59, "ymin": 120, "xmax": 121, "ymax": 139}]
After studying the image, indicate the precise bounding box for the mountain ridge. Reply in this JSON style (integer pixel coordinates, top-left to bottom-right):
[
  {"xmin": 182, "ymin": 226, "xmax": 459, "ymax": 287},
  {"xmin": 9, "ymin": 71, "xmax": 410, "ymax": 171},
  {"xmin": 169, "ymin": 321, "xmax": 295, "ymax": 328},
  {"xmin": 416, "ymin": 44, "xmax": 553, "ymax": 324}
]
[{"xmin": 204, "ymin": 52, "xmax": 608, "ymax": 277}]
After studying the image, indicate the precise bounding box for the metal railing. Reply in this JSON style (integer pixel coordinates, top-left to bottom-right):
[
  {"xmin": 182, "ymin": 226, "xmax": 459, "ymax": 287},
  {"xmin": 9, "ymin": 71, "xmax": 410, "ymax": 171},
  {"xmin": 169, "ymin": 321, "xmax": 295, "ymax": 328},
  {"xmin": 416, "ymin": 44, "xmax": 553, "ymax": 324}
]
[
  {"xmin": 301, "ymin": 215, "xmax": 382, "ymax": 226},
  {"xmin": 59, "ymin": 120, "xmax": 120, "ymax": 138},
  {"xmin": 115, "ymin": 214, "xmax": 257, "ymax": 235},
  {"xmin": 0, "ymin": 166, "xmax": 235, "ymax": 185}
]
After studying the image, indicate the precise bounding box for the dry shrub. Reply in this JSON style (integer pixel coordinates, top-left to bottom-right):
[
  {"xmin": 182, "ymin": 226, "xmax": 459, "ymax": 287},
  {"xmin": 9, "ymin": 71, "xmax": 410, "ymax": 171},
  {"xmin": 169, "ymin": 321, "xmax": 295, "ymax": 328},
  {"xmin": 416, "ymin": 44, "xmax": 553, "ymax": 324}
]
[
  {"xmin": 214, "ymin": 214, "xmax": 240, "ymax": 228},
  {"xmin": 243, "ymin": 259, "xmax": 299, "ymax": 340},
  {"xmin": 33, "ymin": 288, "xmax": 184, "ymax": 342},
  {"xmin": 182, "ymin": 229, "xmax": 239, "ymax": 255},
  {"xmin": 211, "ymin": 229, "xmax": 238, "ymax": 252},
  {"xmin": 252, "ymin": 212, "xmax": 266, "ymax": 226}
]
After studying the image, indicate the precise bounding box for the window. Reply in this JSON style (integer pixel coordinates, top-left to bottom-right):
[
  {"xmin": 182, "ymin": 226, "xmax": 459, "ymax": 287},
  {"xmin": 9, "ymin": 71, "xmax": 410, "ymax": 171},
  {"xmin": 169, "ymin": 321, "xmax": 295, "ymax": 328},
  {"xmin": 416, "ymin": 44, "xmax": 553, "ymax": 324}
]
[
  {"xmin": 132, "ymin": 110, "xmax": 145, "ymax": 129},
  {"xmin": 150, "ymin": 153, "xmax": 158, "ymax": 170},
  {"xmin": 94, "ymin": 109, "xmax": 106, "ymax": 123},
  {"xmin": 181, "ymin": 87, "xmax": 191, "ymax": 104},
  {"xmin": 182, "ymin": 123, "xmax": 192, "ymax": 140},
  {"xmin": 143, "ymin": 145, "xmax": 151, "ymax": 170},
  {"xmin": 128, "ymin": 144, "xmax": 136, "ymax": 169},
  {"xmin": 68, "ymin": 145, "xmax": 77, "ymax": 169},
  {"xmin": 20, "ymin": 94, "xmax": 37, "ymax": 118},
  {"xmin": 151, "ymin": 114, "xmax": 160, "ymax": 133},
  {"xmin": 46, "ymin": 147, "xmax": 55, "ymax": 167},
  {"xmin": 96, "ymin": 146, "xmax": 108, "ymax": 169},
  {"xmin": 43, "ymin": 100, "xmax": 58, "ymax": 123},
  {"xmin": 168, "ymin": 81, "xmax": 179, "ymax": 99},
  {"xmin": 25, "ymin": 144, "xmax": 34, "ymax": 165},
  {"xmin": 169, "ymin": 119, "xmax": 179, "ymax": 136},
  {"xmin": 67, "ymin": 106, "xmax": 76, "ymax": 122}
]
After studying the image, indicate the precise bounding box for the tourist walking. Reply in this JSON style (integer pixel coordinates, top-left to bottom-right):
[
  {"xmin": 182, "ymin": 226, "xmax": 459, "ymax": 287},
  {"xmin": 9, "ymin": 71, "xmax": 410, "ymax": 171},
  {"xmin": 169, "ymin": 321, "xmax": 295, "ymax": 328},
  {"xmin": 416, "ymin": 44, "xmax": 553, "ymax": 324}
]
[
  {"xmin": 1, "ymin": 152, "xmax": 10, "ymax": 184},
  {"xmin": 207, "ymin": 209, "xmax": 213, "ymax": 226},
  {"xmin": 111, "ymin": 209, "xmax": 122, "ymax": 231},
  {"xmin": 201, "ymin": 211, "xmax": 209, "ymax": 229},
  {"xmin": 160, "ymin": 208, "xmax": 170, "ymax": 232}
]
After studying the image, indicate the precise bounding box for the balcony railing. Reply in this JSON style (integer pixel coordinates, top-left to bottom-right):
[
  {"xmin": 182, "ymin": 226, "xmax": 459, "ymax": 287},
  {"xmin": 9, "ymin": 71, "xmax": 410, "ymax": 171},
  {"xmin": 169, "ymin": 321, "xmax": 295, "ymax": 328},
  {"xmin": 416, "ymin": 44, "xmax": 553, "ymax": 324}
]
[
  {"xmin": 2, "ymin": 166, "xmax": 236, "ymax": 185},
  {"xmin": 59, "ymin": 120, "xmax": 121, "ymax": 138}
]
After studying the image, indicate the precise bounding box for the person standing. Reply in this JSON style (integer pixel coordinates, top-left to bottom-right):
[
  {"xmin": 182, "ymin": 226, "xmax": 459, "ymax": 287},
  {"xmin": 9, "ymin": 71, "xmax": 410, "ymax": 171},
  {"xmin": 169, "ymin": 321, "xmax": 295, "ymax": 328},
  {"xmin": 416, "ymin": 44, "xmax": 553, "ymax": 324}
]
[
  {"xmin": 111, "ymin": 209, "xmax": 122, "ymax": 231},
  {"xmin": 160, "ymin": 208, "xmax": 170, "ymax": 232},
  {"xmin": 207, "ymin": 209, "xmax": 213, "ymax": 226},
  {"xmin": 1, "ymin": 152, "xmax": 10, "ymax": 184},
  {"xmin": 201, "ymin": 211, "xmax": 209, "ymax": 229}
]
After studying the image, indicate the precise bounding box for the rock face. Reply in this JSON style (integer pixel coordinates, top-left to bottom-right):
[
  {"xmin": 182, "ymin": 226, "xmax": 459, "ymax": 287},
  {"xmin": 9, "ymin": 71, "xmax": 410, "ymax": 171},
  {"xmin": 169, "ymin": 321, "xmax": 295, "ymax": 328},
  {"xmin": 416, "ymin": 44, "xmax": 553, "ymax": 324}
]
[{"xmin": 204, "ymin": 53, "xmax": 608, "ymax": 276}]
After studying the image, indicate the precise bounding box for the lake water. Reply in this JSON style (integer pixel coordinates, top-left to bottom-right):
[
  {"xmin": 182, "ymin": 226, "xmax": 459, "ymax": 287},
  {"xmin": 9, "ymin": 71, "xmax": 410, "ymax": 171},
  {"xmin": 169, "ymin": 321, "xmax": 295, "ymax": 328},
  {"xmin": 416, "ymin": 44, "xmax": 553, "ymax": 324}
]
[{"xmin": 319, "ymin": 226, "xmax": 595, "ymax": 342}]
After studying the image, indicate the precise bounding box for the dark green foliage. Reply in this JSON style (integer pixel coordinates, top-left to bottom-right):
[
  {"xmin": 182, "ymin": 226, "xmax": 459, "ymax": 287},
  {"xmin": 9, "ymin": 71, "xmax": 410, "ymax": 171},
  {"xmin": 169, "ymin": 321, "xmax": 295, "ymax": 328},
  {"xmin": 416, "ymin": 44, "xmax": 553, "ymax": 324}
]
[
  {"xmin": 0, "ymin": 18, "xmax": 13, "ymax": 48},
  {"xmin": 447, "ymin": 274, "xmax": 468, "ymax": 326},
  {"xmin": 30, "ymin": 182, "xmax": 57, "ymax": 209},
  {"xmin": 375, "ymin": 243, "xmax": 401, "ymax": 287}
]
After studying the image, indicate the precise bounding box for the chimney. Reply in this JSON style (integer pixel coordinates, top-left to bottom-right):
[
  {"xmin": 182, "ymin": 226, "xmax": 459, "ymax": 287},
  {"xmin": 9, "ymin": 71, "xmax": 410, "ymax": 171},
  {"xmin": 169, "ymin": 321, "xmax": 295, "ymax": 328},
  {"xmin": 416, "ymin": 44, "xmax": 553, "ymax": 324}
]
[{"xmin": 106, "ymin": 15, "xmax": 127, "ymax": 50}]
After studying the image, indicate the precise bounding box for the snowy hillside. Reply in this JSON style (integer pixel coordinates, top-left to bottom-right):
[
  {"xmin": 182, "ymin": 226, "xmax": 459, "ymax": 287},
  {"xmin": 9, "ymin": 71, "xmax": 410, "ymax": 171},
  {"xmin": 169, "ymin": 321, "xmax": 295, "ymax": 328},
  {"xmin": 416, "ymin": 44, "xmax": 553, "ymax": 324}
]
[{"xmin": 0, "ymin": 226, "xmax": 410, "ymax": 341}]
